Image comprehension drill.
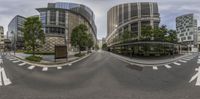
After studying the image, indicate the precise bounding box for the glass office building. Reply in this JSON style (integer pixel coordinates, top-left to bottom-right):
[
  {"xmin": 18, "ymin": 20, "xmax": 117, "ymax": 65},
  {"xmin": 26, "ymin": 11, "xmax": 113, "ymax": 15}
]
[
  {"xmin": 106, "ymin": 2, "xmax": 160, "ymax": 46},
  {"xmin": 36, "ymin": 2, "xmax": 97, "ymax": 52},
  {"xmin": 7, "ymin": 15, "xmax": 26, "ymax": 50}
]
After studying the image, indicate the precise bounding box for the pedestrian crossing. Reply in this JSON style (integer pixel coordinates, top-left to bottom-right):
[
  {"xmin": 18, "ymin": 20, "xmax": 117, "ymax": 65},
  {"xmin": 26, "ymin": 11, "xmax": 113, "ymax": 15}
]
[
  {"xmin": 0, "ymin": 57, "xmax": 12, "ymax": 87},
  {"xmin": 149, "ymin": 54, "xmax": 197, "ymax": 71},
  {"xmin": 5, "ymin": 56, "xmax": 69, "ymax": 72}
]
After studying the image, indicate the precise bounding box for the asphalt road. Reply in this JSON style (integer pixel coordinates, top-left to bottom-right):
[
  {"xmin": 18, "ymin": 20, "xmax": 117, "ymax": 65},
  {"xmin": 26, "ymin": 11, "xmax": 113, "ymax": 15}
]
[{"xmin": 0, "ymin": 51, "xmax": 200, "ymax": 99}]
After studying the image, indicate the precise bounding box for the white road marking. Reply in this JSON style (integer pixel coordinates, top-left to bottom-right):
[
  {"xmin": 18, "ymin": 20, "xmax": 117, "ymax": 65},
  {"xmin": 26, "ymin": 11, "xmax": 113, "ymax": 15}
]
[
  {"xmin": 18, "ymin": 62, "xmax": 26, "ymax": 66},
  {"xmin": 0, "ymin": 67, "xmax": 2, "ymax": 86},
  {"xmin": 28, "ymin": 66, "xmax": 35, "ymax": 70},
  {"xmin": 197, "ymin": 61, "xmax": 200, "ymax": 64},
  {"xmin": 42, "ymin": 67, "xmax": 48, "ymax": 71},
  {"xmin": 0, "ymin": 59, "xmax": 3, "ymax": 64},
  {"xmin": 57, "ymin": 66, "xmax": 62, "ymax": 70},
  {"xmin": 179, "ymin": 60, "xmax": 187, "ymax": 63},
  {"xmin": 196, "ymin": 67, "xmax": 200, "ymax": 86},
  {"xmin": 9, "ymin": 59, "xmax": 16, "ymax": 61},
  {"xmin": 173, "ymin": 62, "xmax": 181, "ymax": 66},
  {"xmin": 1, "ymin": 68, "xmax": 12, "ymax": 86},
  {"xmin": 68, "ymin": 63, "xmax": 72, "ymax": 66},
  {"xmin": 12, "ymin": 60, "xmax": 20, "ymax": 63},
  {"xmin": 164, "ymin": 64, "xmax": 171, "ymax": 69},
  {"xmin": 152, "ymin": 66, "xmax": 158, "ymax": 70},
  {"xmin": 183, "ymin": 58, "xmax": 191, "ymax": 61},
  {"xmin": 195, "ymin": 68, "xmax": 199, "ymax": 71}
]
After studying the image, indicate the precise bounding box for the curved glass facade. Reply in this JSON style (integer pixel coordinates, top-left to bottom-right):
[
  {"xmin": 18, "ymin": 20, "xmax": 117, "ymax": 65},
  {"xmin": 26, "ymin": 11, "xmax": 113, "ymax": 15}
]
[
  {"xmin": 36, "ymin": 2, "xmax": 97, "ymax": 52},
  {"xmin": 107, "ymin": 2, "xmax": 160, "ymax": 46}
]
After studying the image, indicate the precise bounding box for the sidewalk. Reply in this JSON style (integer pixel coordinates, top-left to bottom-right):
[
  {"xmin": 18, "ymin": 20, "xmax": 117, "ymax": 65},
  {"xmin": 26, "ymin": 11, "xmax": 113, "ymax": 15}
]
[
  {"xmin": 107, "ymin": 51, "xmax": 197, "ymax": 66},
  {"xmin": 8, "ymin": 51, "xmax": 88, "ymax": 65}
]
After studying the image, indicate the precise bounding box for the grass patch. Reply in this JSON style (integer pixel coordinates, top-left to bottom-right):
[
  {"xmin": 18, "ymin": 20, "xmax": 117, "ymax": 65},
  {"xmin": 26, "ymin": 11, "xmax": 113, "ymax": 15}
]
[
  {"xmin": 25, "ymin": 56, "xmax": 42, "ymax": 62},
  {"xmin": 74, "ymin": 53, "xmax": 85, "ymax": 57}
]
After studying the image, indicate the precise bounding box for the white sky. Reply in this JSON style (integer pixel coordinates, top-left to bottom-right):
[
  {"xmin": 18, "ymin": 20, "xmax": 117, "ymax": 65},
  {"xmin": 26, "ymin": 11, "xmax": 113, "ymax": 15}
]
[{"xmin": 0, "ymin": 0, "xmax": 200, "ymax": 39}]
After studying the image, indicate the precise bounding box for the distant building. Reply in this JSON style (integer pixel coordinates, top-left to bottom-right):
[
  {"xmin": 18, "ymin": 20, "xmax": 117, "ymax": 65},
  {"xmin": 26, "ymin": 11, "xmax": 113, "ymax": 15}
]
[
  {"xmin": 176, "ymin": 13, "xmax": 198, "ymax": 51},
  {"xmin": 36, "ymin": 2, "xmax": 97, "ymax": 52},
  {"xmin": 0, "ymin": 26, "xmax": 4, "ymax": 51},
  {"xmin": 197, "ymin": 27, "xmax": 200, "ymax": 51},
  {"xmin": 7, "ymin": 15, "xmax": 26, "ymax": 50}
]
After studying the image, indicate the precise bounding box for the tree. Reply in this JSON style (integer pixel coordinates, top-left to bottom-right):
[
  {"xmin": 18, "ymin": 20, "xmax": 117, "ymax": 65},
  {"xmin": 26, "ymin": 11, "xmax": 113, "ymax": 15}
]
[
  {"xmin": 141, "ymin": 25, "xmax": 153, "ymax": 40},
  {"xmin": 122, "ymin": 29, "xmax": 131, "ymax": 41},
  {"xmin": 87, "ymin": 33, "xmax": 94, "ymax": 50},
  {"xmin": 102, "ymin": 43, "xmax": 107, "ymax": 50},
  {"xmin": 23, "ymin": 16, "xmax": 45, "ymax": 56},
  {"xmin": 71, "ymin": 24, "xmax": 89, "ymax": 54},
  {"xmin": 165, "ymin": 30, "xmax": 177, "ymax": 42}
]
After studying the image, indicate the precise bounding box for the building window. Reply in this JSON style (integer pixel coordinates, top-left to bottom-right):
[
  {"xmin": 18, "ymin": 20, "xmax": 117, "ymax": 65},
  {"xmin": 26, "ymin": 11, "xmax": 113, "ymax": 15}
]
[
  {"xmin": 123, "ymin": 4, "xmax": 129, "ymax": 21},
  {"xmin": 141, "ymin": 3, "xmax": 150, "ymax": 17},
  {"xmin": 50, "ymin": 10, "xmax": 56, "ymax": 24},
  {"xmin": 131, "ymin": 3, "xmax": 138, "ymax": 18},
  {"xmin": 131, "ymin": 22, "xmax": 138, "ymax": 34},
  {"xmin": 59, "ymin": 11, "xmax": 65, "ymax": 26}
]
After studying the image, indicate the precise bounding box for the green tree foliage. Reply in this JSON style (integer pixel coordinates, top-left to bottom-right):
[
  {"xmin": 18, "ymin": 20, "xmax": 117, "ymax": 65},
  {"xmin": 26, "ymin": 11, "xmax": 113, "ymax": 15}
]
[
  {"xmin": 165, "ymin": 29, "xmax": 177, "ymax": 42},
  {"xmin": 23, "ymin": 16, "xmax": 45, "ymax": 56},
  {"xmin": 122, "ymin": 29, "xmax": 132, "ymax": 41},
  {"xmin": 71, "ymin": 24, "xmax": 95, "ymax": 54},
  {"xmin": 102, "ymin": 43, "xmax": 107, "ymax": 50},
  {"xmin": 87, "ymin": 33, "xmax": 94, "ymax": 49},
  {"xmin": 141, "ymin": 25, "xmax": 153, "ymax": 40}
]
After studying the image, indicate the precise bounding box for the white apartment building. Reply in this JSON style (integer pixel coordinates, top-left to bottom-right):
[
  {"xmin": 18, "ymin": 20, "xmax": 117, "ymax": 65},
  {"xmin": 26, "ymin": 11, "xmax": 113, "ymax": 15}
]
[{"xmin": 176, "ymin": 14, "xmax": 198, "ymax": 52}]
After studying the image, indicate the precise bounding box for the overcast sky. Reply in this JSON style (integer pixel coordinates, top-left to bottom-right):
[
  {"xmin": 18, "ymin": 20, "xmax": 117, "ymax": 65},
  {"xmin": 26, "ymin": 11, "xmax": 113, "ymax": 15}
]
[{"xmin": 0, "ymin": 0, "xmax": 200, "ymax": 39}]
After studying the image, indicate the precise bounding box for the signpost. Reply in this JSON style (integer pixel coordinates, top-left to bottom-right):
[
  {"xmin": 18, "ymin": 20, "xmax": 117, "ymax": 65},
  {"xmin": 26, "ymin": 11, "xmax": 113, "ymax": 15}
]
[{"xmin": 55, "ymin": 45, "xmax": 68, "ymax": 62}]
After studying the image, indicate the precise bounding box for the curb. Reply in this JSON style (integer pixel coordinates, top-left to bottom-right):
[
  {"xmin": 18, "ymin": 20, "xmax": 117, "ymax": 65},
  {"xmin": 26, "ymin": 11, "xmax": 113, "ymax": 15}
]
[{"xmin": 10, "ymin": 53, "xmax": 93, "ymax": 68}]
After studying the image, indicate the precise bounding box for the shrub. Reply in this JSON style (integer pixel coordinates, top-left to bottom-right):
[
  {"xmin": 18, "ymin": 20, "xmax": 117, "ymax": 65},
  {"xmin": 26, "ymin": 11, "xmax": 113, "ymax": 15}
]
[{"xmin": 25, "ymin": 56, "xmax": 42, "ymax": 62}]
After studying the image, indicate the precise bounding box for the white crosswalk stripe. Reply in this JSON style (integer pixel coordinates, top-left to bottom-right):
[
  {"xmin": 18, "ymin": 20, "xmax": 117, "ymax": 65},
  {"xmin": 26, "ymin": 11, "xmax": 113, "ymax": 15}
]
[
  {"xmin": 173, "ymin": 62, "xmax": 181, "ymax": 65},
  {"xmin": 68, "ymin": 63, "xmax": 72, "ymax": 66},
  {"xmin": 183, "ymin": 58, "xmax": 191, "ymax": 61},
  {"xmin": 12, "ymin": 60, "xmax": 20, "ymax": 63},
  {"xmin": 57, "ymin": 66, "xmax": 62, "ymax": 70},
  {"xmin": 164, "ymin": 64, "xmax": 171, "ymax": 69},
  {"xmin": 153, "ymin": 66, "xmax": 158, "ymax": 70},
  {"xmin": 0, "ymin": 67, "xmax": 2, "ymax": 86},
  {"xmin": 9, "ymin": 59, "xmax": 16, "ymax": 61},
  {"xmin": 1, "ymin": 68, "xmax": 12, "ymax": 86},
  {"xmin": 18, "ymin": 62, "xmax": 26, "ymax": 66},
  {"xmin": 179, "ymin": 60, "xmax": 187, "ymax": 63},
  {"xmin": 28, "ymin": 66, "xmax": 35, "ymax": 70},
  {"xmin": 42, "ymin": 67, "xmax": 48, "ymax": 71}
]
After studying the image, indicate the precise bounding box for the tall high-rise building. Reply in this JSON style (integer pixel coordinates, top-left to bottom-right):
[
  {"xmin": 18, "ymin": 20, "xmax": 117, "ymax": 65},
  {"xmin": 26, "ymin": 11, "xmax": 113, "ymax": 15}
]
[
  {"xmin": 106, "ymin": 2, "xmax": 160, "ymax": 46},
  {"xmin": 176, "ymin": 14, "xmax": 198, "ymax": 51},
  {"xmin": 0, "ymin": 26, "xmax": 4, "ymax": 51},
  {"xmin": 7, "ymin": 15, "xmax": 26, "ymax": 50},
  {"xmin": 36, "ymin": 2, "xmax": 97, "ymax": 52}
]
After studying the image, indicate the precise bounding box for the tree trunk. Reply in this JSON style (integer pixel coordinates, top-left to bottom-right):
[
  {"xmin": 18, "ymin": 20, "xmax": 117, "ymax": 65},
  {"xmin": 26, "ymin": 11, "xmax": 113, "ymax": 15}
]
[
  {"xmin": 32, "ymin": 44, "xmax": 35, "ymax": 56},
  {"xmin": 79, "ymin": 45, "xmax": 81, "ymax": 55}
]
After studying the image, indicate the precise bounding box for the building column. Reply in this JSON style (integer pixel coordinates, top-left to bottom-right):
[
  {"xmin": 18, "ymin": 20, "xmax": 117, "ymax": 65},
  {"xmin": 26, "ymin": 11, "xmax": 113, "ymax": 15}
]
[
  {"xmin": 56, "ymin": 10, "xmax": 59, "ymax": 25},
  {"xmin": 47, "ymin": 10, "xmax": 50, "ymax": 25}
]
